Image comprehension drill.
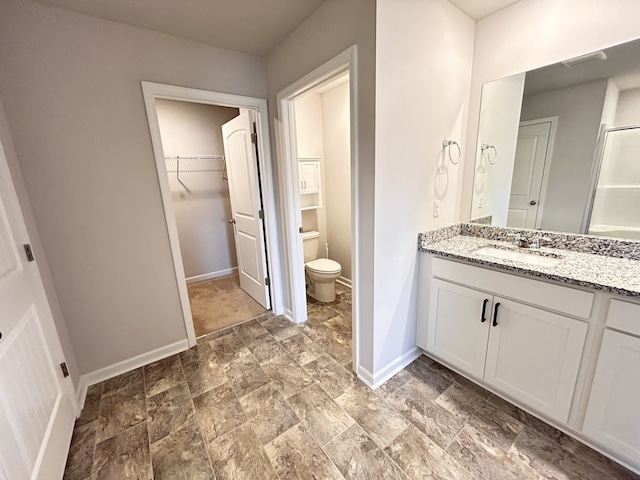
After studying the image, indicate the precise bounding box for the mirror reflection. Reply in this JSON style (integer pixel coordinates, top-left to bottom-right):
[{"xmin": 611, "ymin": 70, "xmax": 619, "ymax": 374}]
[{"xmin": 471, "ymin": 38, "xmax": 640, "ymax": 240}]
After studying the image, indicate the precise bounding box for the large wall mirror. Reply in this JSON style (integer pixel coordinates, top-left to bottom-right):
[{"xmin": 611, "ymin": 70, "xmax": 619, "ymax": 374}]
[{"xmin": 470, "ymin": 37, "xmax": 640, "ymax": 240}]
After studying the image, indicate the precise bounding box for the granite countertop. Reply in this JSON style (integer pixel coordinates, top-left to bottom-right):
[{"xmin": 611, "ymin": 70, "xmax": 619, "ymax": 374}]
[{"xmin": 420, "ymin": 231, "xmax": 640, "ymax": 298}]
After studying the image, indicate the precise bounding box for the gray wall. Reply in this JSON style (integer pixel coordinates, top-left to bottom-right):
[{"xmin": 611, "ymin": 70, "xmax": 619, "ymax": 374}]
[
  {"xmin": 0, "ymin": 0, "xmax": 267, "ymax": 374},
  {"xmin": 520, "ymin": 80, "xmax": 608, "ymax": 233},
  {"xmin": 156, "ymin": 100, "xmax": 239, "ymax": 280}
]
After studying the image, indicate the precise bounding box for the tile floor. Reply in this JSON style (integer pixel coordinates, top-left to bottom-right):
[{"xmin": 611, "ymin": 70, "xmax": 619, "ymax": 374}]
[
  {"xmin": 187, "ymin": 273, "xmax": 266, "ymax": 337},
  {"xmin": 64, "ymin": 285, "xmax": 639, "ymax": 479}
]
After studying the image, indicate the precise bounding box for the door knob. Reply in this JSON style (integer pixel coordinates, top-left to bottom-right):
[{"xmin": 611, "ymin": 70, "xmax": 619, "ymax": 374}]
[
  {"xmin": 228, "ymin": 218, "xmax": 236, "ymax": 224},
  {"xmin": 529, "ymin": 200, "xmax": 537, "ymax": 206}
]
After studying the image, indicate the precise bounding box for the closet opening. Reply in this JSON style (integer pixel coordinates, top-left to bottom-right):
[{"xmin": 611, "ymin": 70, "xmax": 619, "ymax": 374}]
[{"xmin": 142, "ymin": 83, "xmax": 281, "ymax": 345}]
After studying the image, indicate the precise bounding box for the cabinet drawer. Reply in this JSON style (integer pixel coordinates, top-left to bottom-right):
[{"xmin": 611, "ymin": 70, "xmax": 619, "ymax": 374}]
[
  {"xmin": 607, "ymin": 299, "xmax": 640, "ymax": 337},
  {"xmin": 431, "ymin": 257, "xmax": 594, "ymax": 319}
]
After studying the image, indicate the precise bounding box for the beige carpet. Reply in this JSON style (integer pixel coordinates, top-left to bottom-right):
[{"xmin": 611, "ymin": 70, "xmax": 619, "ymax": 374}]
[{"xmin": 187, "ymin": 273, "xmax": 267, "ymax": 337}]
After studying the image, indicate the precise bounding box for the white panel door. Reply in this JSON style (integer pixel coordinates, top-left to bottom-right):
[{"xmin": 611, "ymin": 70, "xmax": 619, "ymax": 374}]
[
  {"xmin": 222, "ymin": 111, "xmax": 270, "ymax": 309},
  {"xmin": 0, "ymin": 127, "xmax": 76, "ymax": 478},
  {"xmin": 583, "ymin": 329, "xmax": 640, "ymax": 464},
  {"xmin": 484, "ymin": 298, "xmax": 587, "ymax": 423},
  {"xmin": 426, "ymin": 279, "xmax": 492, "ymax": 379},
  {"xmin": 508, "ymin": 121, "xmax": 552, "ymax": 229}
]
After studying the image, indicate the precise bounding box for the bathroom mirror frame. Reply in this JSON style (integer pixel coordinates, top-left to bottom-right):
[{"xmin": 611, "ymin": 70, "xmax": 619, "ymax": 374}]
[{"xmin": 470, "ymin": 37, "xmax": 640, "ymax": 240}]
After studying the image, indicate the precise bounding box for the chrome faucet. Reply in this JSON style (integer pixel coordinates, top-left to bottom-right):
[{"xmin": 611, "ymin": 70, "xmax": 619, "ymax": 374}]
[
  {"xmin": 507, "ymin": 233, "xmax": 551, "ymax": 249},
  {"xmin": 508, "ymin": 233, "xmax": 531, "ymax": 248}
]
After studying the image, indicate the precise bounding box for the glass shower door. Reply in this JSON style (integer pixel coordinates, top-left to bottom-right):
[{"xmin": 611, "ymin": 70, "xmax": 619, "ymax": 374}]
[{"xmin": 588, "ymin": 126, "xmax": 640, "ymax": 240}]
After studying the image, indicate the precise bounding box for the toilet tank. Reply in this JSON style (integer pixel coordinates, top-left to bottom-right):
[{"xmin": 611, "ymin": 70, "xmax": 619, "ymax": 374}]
[{"xmin": 302, "ymin": 231, "xmax": 320, "ymax": 263}]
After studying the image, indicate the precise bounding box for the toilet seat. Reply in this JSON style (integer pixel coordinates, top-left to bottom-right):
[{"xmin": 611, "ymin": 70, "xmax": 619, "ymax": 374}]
[{"xmin": 305, "ymin": 258, "xmax": 341, "ymax": 274}]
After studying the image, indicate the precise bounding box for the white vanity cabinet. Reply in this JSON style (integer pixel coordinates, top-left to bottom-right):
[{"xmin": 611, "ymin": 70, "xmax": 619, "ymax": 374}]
[
  {"xmin": 427, "ymin": 279, "xmax": 492, "ymax": 379},
  {"xmin": 420, "ymin": 257, "xmax": 591, "ymax": 423},
  {"xmin": 582, "ymin": 300, "xmax": 640, "ymax": 465},
  {"xmin": 483, "ymin": 298, "xmax": 587, "ymax": 422}
]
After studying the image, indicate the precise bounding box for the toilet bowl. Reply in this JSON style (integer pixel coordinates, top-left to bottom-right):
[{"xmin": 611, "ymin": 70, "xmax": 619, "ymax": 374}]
[
  {"xmin": 302, "ymin": 231, "xmax": 342, "ymax": 303},
  {"xmin": 305, "ymin": 258, "xmax": 342, "ymax": 303}
]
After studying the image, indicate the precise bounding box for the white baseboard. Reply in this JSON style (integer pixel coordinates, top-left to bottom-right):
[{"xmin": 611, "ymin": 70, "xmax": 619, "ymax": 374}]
[
  {"xmin": 357, "ymin": 347, "xmax": 421, "ymax": 389},
  {"xmin": 283, "ymin": 307, "xmax": 296, "ymax": 323},
  {"xmin": 336, "ymin": 277, "xmax": 352, "ymax": 288},
  {"xmin": 186, "ymin": 267, "xmax": 237, "ymax": 284},
  {"xmin": 76, "ymin": 339, "xmax": 189, "ymax": 410}
]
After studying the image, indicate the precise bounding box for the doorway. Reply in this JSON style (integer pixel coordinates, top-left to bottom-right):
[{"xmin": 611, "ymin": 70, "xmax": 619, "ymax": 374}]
[
  {"xmin": 277, "ymin": 47, "xmax": 359, "ymax": 371},
  {"xmin": 507, "ymin": 117, "xmax": 557, "ymax": 229},
  {"xmin": 154, "ymin": 100, "xmax": 267, "ymax": 336},
  {"xmin": 142, "ymin": 83, "xmax": 282, "ymax": 346}
]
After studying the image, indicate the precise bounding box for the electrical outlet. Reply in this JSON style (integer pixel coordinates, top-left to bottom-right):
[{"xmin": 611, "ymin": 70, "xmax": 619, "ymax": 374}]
[
  {"xmin": 478, "ymin": 194, "xmax": 484, "ymax": 209},
  {"xmin": 433, "ymin": 200, "xmax": 440, "ymax": 217}
]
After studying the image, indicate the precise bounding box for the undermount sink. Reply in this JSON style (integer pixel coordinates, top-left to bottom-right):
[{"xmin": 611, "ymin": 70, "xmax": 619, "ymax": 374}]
[{"xmin": 474, "ymin": 246, "xmax": 564, "ymax": 267}]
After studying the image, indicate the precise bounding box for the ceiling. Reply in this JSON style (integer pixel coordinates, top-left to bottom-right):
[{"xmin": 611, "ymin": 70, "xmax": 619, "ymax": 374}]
[
  {"xmin": 29, "ymin": 0, "xmax": 522, "ymax": 57},
  {"xmin": 524, "ymin": 38, "xmax": 640, "ymax": 96},
  {"xmin": 30, "ymin": 0, "xmax": 327, "ymax": 57},
  {"xmin": 447, "ymin": 0, "xmax": 521, "ymax": 20}
]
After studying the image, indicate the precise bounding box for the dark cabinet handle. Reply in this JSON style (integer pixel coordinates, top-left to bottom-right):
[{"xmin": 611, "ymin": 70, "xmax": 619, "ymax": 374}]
[
  {"xmin": 493, "ymin": 302, "xmax": 501, "ymax": 326},
  {"xmin": 481, "ymin": 299, "xmax": 489, "ymax": 322}
]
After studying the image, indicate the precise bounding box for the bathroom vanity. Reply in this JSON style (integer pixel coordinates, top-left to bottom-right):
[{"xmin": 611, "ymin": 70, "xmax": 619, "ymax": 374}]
[{"xmin": 417, "ymin": 224, "xmax": 640, "ymax": 473}]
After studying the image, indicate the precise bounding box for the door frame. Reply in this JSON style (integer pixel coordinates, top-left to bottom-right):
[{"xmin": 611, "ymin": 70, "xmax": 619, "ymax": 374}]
[
  {"xmin": 141, "ymin": 82, "xmax": 282, "ymax": 347},
  {"xmin": 276, "ymin": 46, "xmax": 360, "ymax": 370},
  {"xmin": 517, "ymin": 116, "xmax": 558, "ymax": 229}
]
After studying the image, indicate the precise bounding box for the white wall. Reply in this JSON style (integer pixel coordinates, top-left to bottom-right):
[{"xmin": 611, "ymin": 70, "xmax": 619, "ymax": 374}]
[
  {"xmin": 520, "ymin": 80, "xmax": 609, "ymax": 233},
  {"xmin": 294, "ymin": 93, "xmax": 325, "ymax": 158},
  {"xmin": 471, "ymin": 74, "xmax": 525, "ymax": 225},
  {"xmin": 294, "ymin": 93, "xmax": 328, "ymax": 256},
  {"xmin": 462, "ymin": 0, "xmax": 640, "ymax": 222},
  {"xmin": 156, "ymin": 100, "xmax": 239, "ymax": 280},
  {"xmin": 374, "ymin": 0, "xmax": 475, "ymax": 374},
  {"xmin": 322, "ymin": 81, "xmax": 351, "ymax": 281},
  {"xmin": 616, "ymin": 87, "xmax": 640, "ymax": 126},
  {"xmin": 0, "ymin": 0, "xmax": 267, "ymax": 374},
  {"xmin": 266, "ymin": 0, "xmax": 377, "ymax": 371}
]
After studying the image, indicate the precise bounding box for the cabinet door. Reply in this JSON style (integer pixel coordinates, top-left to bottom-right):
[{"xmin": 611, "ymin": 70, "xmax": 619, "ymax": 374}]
[
  {"xmin": 583, "ymin": 330, "xmax": 640, "ymax": 464},
  {"xmin": 484, "ymin": 298, "xmax": 587, "ymax": 423},
  {"xmin": 426, "ymin": 279, "xmax": 492, "ymax": 379},
  {"xmin": 299, "ymin": 162, "xmax": 320, "ymax": 194}
]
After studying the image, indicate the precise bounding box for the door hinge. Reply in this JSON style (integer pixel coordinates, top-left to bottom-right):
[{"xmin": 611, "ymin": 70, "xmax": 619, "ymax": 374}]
[
  {"xmin": 251, "ymin": 132, "xmax": 258, "ymax": 144},
  {"xmin": 265, "ymin": 277, "xmax": 270, "ymax": 287},
  {"xmin": 23, "ymin": 244, "xmax": 35, "ymax": 262},
  {"xmin": 258, "ymin": 209, "xmax": 264, "ymax": 220},
  {"xmin": 60, "ymin": 362, "xmax": 69, "ymax": 378}
]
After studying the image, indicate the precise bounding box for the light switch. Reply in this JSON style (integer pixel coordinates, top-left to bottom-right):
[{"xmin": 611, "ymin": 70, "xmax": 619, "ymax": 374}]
[{"xmin": 433, "ymin": 200, "xmax": 440, "ymax": 217}]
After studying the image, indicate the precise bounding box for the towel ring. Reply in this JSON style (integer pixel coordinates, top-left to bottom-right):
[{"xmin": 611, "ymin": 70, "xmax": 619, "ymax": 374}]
[
  {"xmin": 481, "ymin": 144, "xmax": 498, "ymax": 165},
  {"xmin": 442, "ymin": 140, "xmax": 461, "ymax": 165}
]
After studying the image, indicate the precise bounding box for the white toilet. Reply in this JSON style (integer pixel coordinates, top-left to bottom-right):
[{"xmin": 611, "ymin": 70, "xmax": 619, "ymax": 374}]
[{"xmin": 302, "ymin": 231, "xmax": 342, "ymax": 303}]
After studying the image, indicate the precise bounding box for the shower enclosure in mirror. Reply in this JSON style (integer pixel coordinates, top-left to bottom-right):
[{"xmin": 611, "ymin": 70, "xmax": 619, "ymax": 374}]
[
  {"xmin": 587, "ymin": 126, "xmax": 640, "ymax": 239},
  {"xmin": 471, "ymin": 37, "xmax": 640, "ymax": 241}
]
